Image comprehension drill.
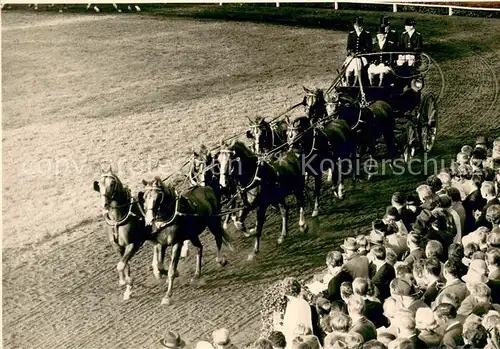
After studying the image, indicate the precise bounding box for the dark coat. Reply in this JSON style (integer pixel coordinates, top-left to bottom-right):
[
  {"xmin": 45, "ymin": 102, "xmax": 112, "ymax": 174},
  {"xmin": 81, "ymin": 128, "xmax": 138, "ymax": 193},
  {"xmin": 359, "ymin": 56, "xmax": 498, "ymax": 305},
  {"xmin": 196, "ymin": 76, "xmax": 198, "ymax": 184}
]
[
  {"xmin": 325, "ymin": 269, "xmax": 352, "ymax": 303},
  {"xmin": 400, "ymin": 31, "xmax": 423, "ymax": 53},
  {"xmin": 403, "ymin": 248, "xmax": 426, "ymax": 268},
  {"xmin": 422, "ymin": 279, "xmax": 444, "ymax": 306},
  {"xmin": 463, "ymin": 189, "xmax": 486, "ymax": 230},
  {"xmin": 476, "ymin": 197, "xmax": 500, "ymax": 229},
  {"xmin": 488, "ymin": 279, "xmax": 500, "ymax": 304},
  {"xmin": 401, "ymin": 207, "xmax": 418, "ymax": 232},
  {"xmin": 440, "ymin": 321, "xmax": 464, "ymax": 349},
  {"xmin": 434, "ymin": 279, "xmax": 469, "ymax": 307},
  {"xmin": 418, "ymin": 330, "xmax": 442, "ymax": 348},
  {"xmin": 371, "ymin": 263, "xmax": 396, "ymax": 301},
  {"xmin": 347, "ymin": 30, "xmax": 373, "ymax": 55},
  {"xmin": 364, "ymin": 299, "xmax": 389, "ymax": 329},
  {"xmin": 371, "ymin": 39, "xmax": 395, "ymax": 65},
  {"xmin": 342, "ymin": 254, "xmax": 370, "ymax": 280},
  {"xmin": 349, "ymin": 316, "xmax": 377, "ymax": 342},
  {"xmin": 408, "ymin": 298, "xmax": 430, "ymax": 315},
  {"xmin": 408, "ymin": 333, "xmax": 429, "ymax": 349},
  {"xmin": 385, "ymin": 28, "xmax": 399, "ymax": 48}
]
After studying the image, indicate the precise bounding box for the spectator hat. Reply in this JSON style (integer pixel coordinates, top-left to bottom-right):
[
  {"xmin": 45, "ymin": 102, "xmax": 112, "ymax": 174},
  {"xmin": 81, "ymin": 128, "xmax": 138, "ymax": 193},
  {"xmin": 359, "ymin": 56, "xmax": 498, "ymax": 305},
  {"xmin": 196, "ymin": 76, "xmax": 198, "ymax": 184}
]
[
  {"xmin": 341, "ymin": 237, "xmax": 358, "ymax": 251},
  {"xmin": 160, "ymin": 332, "xmax": 186, "ymax": 349}
]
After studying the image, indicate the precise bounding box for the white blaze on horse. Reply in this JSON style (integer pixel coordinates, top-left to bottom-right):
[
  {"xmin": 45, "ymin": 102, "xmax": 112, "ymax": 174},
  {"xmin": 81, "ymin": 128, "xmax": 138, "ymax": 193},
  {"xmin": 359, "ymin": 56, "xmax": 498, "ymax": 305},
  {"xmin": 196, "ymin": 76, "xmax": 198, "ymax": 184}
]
[
  {"xmin": 139, "ymin": 177, "xmax": 233, "ymax": 305},
  {"xmin": 217, "ymin": 140, "xmax": 307, "ymax": 260},
  {"xmin": 93, "ymin": 167, "xmax": 149, "ymax": 301}
]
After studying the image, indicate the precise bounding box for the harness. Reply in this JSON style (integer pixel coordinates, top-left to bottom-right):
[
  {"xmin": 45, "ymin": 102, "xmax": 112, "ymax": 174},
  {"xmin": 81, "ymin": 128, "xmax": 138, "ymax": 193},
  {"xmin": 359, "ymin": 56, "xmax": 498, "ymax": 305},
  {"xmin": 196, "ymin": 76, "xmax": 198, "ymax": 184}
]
[{"xmin": 100, "ymin": 174, "xmax": 138, "ymax": 243}]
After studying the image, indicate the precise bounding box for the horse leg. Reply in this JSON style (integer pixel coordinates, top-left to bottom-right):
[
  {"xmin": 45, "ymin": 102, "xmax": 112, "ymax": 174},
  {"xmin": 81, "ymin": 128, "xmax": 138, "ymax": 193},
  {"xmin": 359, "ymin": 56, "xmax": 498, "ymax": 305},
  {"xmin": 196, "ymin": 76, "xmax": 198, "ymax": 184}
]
[
  {"xmin": 326, "ymin": 167, "xmax": 333, "ymax": 183},
  {"xmin": 296, "ymin": 187, "xmax": 307, "ymax": 232},
  {"xmin": 180, "ymin": 240, "xmax": 189, "ymax": 258},
  {"xmin": 110, "ymin": 241, "xmax": 126, "ymax": 286},
  {"xmin": 152, "ymin": 243, "xmax": 167, "ymax": 280},
  {"xmin": 235, "ymin": 206, "xmax": 251, "ymax": 237},
  {"xmin": 162, "ymin": 242, "xmax": 182, "ymax": 305},
  {"xmin": 159, "ymin": 244, "xmax": 171, "ymax": 277},
  {"xmin": 312, "ymin": 174, "xmax": 322, "ymax": 217},
  {"xmin": 207, "ymin": 218, "xmax": 228, "ymax": 267},
  {"xmin": 223, "ymin": 199, "xmax": 237, "ymax": 230},
  {"xmin": 335, "ymin": 165, "xmax": 346, "ymax": 200},
  {"xmin": 119, "ymin": 243, "xmax": 139, "ymax": 301},
  {"xmin": 190, "ymin": 235, "xmax": 203, "ymax": 281},
  {"xmin": 248, "ymin": 205, "xmax": 267, "ymax": 261},
  {"xmin": 277, "ymin": 202, "xmax": 289, "ymax": 245}
]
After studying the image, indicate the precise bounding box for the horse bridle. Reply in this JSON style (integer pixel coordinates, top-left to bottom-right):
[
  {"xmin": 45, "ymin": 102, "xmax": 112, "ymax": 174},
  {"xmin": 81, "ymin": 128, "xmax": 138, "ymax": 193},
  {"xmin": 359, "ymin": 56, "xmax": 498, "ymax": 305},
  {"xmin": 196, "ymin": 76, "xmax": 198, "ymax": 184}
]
[
  {"xmin": 144, "ymin": 184, "xmax": 181, "ymax": 225},
  {"xmin": 99, "ymin": 174, "xmax": 136, "ymax": 227},
  {"xmin": 100, "ymin": 173, "xmax": 120, "ymax": 202},
  {"xmin": 190, "ymin": 157, "xmax": 208, "ymax": 186},
  {"xmin": 219, "ymin": 148, "xmax": 262, "ymax": 193}
]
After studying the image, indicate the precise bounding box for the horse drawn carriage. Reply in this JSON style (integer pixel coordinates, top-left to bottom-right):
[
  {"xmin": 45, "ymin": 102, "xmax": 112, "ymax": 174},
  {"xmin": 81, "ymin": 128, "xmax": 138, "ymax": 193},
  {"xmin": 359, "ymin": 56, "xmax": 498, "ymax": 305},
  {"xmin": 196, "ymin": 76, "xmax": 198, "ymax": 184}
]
[
  {"xmin": 93, "ymin": 49, "xmax": 440, "ymax": 305},
  {"xmin": 329, "ymin": 51, "xmax": 438, "ymax": 163}
]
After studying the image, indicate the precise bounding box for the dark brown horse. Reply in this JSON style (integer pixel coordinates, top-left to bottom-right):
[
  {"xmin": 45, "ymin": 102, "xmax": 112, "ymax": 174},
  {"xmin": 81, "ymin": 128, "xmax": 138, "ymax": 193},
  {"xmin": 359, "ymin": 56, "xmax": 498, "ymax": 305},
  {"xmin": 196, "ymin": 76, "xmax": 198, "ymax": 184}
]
[
  {"xmin": 246, "ymin": 116, "xmax": 288, "ymax": 154},
  {"xmin": 139, "ymin": 177, "xmax": 233, "ymax": 305},
  {"xmin": 217, "ymin": 140, "xmax": 307, "ymax": 260},
  {"xmin": 189, "ymin": 144, "xmax": 240, "ymax": 231},
  {"xmin": 286, "ymin": 115, "xmax": 356, "ymax": 217},
  {"xmin": 93, "ymin": 169, "xmax": 150, "ymax": 301},
  {"xmin": 303, "ymin": 87, "xmax": 398, "ymax": 166}
]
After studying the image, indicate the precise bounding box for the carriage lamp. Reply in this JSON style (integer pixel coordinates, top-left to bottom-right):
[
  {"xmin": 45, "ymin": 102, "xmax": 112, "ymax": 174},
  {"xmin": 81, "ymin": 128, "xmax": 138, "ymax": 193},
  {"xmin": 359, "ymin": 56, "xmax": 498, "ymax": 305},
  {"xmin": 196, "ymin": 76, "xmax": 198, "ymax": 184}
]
[{"xmin": 411, "ymin": 78, "xmax": 424, "ymax": 92}]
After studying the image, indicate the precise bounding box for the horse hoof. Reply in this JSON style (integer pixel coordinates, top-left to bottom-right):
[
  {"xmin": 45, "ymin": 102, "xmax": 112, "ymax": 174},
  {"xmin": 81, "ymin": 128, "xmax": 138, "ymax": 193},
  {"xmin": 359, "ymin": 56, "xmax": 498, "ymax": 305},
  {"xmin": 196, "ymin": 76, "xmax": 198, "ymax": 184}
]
[
  {"xmin": 217, "ymin": 258, "xmax": 228, "ymax": 267},
  {"xmin": 277, "ymin": 237, "xmax": 284, "ymax": 245},
  {"xmin": 123, "ymin": 292, "xmax": 131, "ymax": 301},
  {"xmin": 299, "ymin": 224, "xmax": 308, "ymax": 233},
  {"xmin": 161, "ymin": 297, "xmax": 171, "ymax": 306},
  {"xmin": 247, "ymin": 253, "xmax": 256, "ymax": 262},
  {"xmin": 223, "ymin": 222, "xmax": 228, "ymax": 230},
  {"xmin": 174, "ymin": 271, "xmax": 180, "ymax": 278},
  {"xmin": 119, "ymin": 279, "xmax": 126, "ymax": 286},
  {"xmin": 312, "ymin": 210, "xmax": 319, "ymax": 217},
  {"xmin": 153, "ymin": 271, "xmax": 162, "ymax": 280}
]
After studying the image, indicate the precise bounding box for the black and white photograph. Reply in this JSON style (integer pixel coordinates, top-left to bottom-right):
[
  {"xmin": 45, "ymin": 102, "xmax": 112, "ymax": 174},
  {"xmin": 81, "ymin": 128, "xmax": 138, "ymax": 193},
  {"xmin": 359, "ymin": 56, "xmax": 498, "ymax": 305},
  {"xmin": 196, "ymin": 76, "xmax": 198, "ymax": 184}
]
[{"xmin": 2, "ymin": 1, "xmax": 500, "ymax": 348}]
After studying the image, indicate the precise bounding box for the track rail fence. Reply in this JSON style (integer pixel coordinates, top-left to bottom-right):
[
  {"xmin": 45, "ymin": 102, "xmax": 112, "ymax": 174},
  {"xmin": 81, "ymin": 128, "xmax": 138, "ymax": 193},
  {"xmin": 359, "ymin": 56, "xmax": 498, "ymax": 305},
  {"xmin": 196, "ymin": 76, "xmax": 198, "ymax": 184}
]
[{"xmin": 216, "ymin": 1, "xmax": 500, "ymax": 16}]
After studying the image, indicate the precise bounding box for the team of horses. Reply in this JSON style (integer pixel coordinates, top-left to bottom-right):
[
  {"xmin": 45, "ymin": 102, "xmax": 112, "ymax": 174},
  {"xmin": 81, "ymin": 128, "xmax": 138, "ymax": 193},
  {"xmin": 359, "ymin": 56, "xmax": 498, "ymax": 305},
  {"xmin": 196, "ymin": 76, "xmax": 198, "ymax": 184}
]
[{"xmin": 94, "ymin": 86, "xmax": 400, "ymax": 304}]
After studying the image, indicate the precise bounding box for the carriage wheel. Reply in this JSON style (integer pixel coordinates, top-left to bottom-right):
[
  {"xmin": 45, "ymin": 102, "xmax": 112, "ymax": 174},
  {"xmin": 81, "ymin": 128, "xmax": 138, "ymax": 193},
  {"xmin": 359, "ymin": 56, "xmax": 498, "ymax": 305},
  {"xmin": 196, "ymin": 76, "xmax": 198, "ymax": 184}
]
[
  {"xmin": 419, "ymin": 93, "xmax": 438, "ymax": 153},
  {"xmin": 403, "ymin": 124, "xmax": 417, "ymax": 164}
]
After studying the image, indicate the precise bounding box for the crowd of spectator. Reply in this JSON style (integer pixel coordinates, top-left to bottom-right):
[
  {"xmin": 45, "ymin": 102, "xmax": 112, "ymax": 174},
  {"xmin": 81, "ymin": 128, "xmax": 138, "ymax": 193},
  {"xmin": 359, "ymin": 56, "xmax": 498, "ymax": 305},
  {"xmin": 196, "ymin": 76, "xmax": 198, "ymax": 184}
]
[{"xmin": 163, "ymin": 135, "xmax": 500, "ymax": 349}]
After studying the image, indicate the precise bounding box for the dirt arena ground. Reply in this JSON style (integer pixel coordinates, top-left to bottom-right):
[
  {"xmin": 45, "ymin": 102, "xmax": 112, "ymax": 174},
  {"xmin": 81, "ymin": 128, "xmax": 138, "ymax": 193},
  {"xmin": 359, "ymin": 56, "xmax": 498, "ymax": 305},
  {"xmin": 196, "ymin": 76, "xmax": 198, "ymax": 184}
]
[{"xmin": 2, "ymin": 9, "xmax": 500, "ymax": 349}]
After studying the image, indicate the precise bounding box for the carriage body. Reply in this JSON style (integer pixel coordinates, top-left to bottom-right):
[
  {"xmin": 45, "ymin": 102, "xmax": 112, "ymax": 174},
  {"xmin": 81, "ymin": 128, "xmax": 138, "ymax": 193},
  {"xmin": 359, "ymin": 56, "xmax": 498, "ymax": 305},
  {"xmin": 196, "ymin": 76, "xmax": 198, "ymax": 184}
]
[{"xmin": 336, "ymin": 52, "xmax": 438, "ymax": 161}]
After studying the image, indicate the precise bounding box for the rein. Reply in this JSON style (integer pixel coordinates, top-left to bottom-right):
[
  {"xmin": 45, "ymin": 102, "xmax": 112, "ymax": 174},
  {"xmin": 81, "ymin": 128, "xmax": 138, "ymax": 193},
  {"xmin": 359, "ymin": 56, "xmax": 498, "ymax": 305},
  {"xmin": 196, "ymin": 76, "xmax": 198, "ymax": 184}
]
[
  {"xmin": 145, "ymin": 185, "xmax": 181, "ymax": 226},
  {"xmin": 100, "ymin": 174, "xmax": 138, "ymax": 228},
  {"xmin": 103, "ymin": 190, "xmax": 137, "ymax": 227}
]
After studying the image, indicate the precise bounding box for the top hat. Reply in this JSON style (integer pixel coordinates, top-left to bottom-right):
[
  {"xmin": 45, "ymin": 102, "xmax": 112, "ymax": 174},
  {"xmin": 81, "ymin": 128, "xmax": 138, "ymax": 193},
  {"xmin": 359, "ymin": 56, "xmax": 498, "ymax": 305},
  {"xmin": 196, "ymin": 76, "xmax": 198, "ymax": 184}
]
[
  {"xmin": 160, "ymin": 332, "xmax": 186, "ymax": 349},
  {"xmin": 380, "ymin": 16, "xmax": 390, "ymax": 26},
  {"xmin": 405, "ymin": 18, "xmax": 416, "ymax": 26},
  {"xmin": 354, "ymin": 16, "xmax": 364, "ymax": 26},
  {"xmin": 341, "ymin": 237, "xmax": 358, "ymax": 251}
]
